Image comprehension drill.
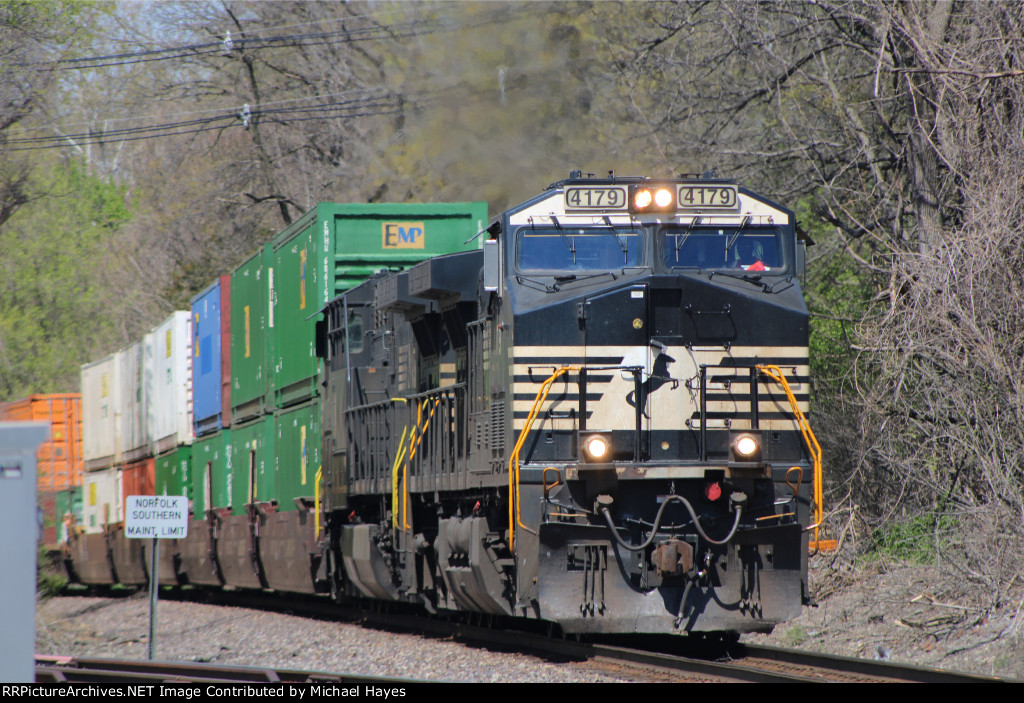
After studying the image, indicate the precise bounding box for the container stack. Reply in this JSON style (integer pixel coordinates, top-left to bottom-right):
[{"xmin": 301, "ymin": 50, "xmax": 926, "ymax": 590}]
[
  {"xmin": 226, "ymin": 202, "xmax": 488, "ymax": 522},
  {"xmin": 20, "ymin": 198, "xmax": 486, "ymax": 589},
  {"xmin": 80, "ymin": 312, "xmax": 194, "ymax": 537},
  {"xmin": 0, "ymin": 394, "xmax": 82, "ymax": 544}
]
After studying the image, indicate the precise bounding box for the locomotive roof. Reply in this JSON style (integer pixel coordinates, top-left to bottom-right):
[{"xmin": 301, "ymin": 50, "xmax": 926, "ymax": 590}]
[{"xmin": 500, "ymin": 172, "xmax": 793, "ymax": 229}]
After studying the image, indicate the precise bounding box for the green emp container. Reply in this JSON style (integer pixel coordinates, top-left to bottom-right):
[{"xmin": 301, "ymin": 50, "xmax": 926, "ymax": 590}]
[
  {"xmin": 275, "ymin": 400, "xmax": 320, "ymax": 511},
  {"xmin": 230, "ymin": 244, "xmax": 273, "ymax": 423},
  {"xmin": 191, "ymin": 430, "xmax": 231, "ymax": 513},
  {"xmin": 155, "ymin": 446, "xmax": 192, "ymax": 499},
  {"xmin": 229, "ymin": 415, "xmax": 275, "ymax": 516},
  {"xmin": 270, "ymin": 201, "xmax": 487, "ymax": 408}
]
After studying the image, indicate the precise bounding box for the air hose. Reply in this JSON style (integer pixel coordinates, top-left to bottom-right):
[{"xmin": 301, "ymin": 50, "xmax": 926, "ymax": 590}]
[{"xmin": 598, "ymin": 493, "xmax": 746, "ymax": 551}]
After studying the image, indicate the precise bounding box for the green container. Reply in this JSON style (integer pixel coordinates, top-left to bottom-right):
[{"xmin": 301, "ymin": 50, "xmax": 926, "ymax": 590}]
[
  {"xmin": 55, "ymin": 486, "xmax": 83, "ymax": 543},
  {"xmin": 191, "ymin": 430, "xmax": 231, "ymax": 513},
  {"xmin": 230, "ymin": 244, "xmax": 273, "ymax": 422},
  {"xmin": 270, "ymin": 201, "xmax": 487, "ymax": 408},
  {"xmin": 155, "ymin": 446, "xmax": 192, "ymax": 499},
  {"xmin": 274, "ymin": 400, "xmax": 320, "ymax": 511},
  {"xmin": 229, "ymin": 415, "xmax": 275, "ymax": 516}
]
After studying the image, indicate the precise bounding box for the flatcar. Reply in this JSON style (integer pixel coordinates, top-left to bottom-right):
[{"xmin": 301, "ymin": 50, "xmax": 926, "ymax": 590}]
[{"xmin": 63, "ymin": 173, "xmax": 822, "ymax": 637}]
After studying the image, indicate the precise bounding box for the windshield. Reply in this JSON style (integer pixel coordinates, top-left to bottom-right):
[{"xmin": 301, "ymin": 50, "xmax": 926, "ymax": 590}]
[
  {"xmin": 663, "ymin": 227, "xmax": 784, "ymax": 272},
  {"xmin": 517, "ymin": 227, "xmax": 644, "ymax": 272}
]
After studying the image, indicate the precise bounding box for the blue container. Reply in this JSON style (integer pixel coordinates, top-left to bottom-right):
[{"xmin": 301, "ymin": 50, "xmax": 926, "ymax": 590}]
[{"xmin": 192, "ymin": 279, "xmax": 225, "ymax": 436}]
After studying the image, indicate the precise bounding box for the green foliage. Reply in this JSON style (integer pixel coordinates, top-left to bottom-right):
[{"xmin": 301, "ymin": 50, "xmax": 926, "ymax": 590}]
[
  {"xmin": 36, "ymin": 545, "xmax": 67, "ymax": 598},
  {"xmin": 865, "ymin": 513, "xmax": 959, "ymax": 565},
  {"xmin": 782, "ymin": 625, "xmax": 809, "ymax": 647},
  {"xmin": 0, "ymin": 158, "xmax": 132, "ymax": 397},
  {"xmin": 798, "ymin": 193, "xmax": 877, "ymax": 387},
  {"xmin": 373, "ymin": 2, "xmax": 645, "ymax": 212}
]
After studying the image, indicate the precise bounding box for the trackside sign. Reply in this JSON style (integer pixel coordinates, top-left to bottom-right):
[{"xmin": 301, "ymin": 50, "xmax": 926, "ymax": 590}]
[{"xmin": 125, "ymin": 495, "xmax": 189, "ymax": 539}]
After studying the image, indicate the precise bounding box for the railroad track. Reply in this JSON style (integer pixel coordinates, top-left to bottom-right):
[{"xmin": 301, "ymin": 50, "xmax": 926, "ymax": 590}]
[
  {"xmin": 580, "ymin": 639, "xmax": 1003, "ymax": 683},
  {"xmin": 45, "ymin": 589, "xmax": 1010, "ymax": 684},
  {"xmin": 432, "ymin": 621, "xmax": 1005, "ymax": 683},
  {"xmin": 35, "ymin": 655, "xmax": 417, "ymax": 686}
]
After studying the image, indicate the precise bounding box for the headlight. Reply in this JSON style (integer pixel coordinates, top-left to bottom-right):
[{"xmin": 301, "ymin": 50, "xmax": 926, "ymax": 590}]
[
  {"xmin": 629, "ymin": 184, "xmax": 676, "ymax": 213},
  {"xmin": 732, "ymin": 433, "xmax": 760, "ymax": 460},
  {"xmin": 580, "ymin": 432, "xmax": 612, "ymax": 462}
]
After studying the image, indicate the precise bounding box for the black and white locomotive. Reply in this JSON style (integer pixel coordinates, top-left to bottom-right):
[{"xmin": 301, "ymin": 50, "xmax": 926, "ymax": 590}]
[{"xmin": 319, "ymin": 172, "xmax": 821, "ymax": 635}]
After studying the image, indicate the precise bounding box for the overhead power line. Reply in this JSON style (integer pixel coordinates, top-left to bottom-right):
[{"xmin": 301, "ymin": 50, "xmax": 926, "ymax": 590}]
[
  {"xmin": 27, "ymin": 5, "xmax": 537, "ymax": 72},
  {"xmin": 5, "ymin": 93, "xmax": 406, "ymax": 151}
]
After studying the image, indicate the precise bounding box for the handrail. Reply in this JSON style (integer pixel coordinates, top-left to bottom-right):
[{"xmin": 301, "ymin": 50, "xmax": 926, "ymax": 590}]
[
  {"xmin": 341, "ymin": 383, "xmax": 462, "ymax": 415},
  {"xmin": 390, "ymin": 427, "xmax": 409, "ymax": 529},
  {"xmin": 508, "ymin": 365, "xmax": 580, "ymax": 552},
  {"xmin": 402, "ymin": 396, "xmax": 440, "ymax": 529},
  {"xmin": 314, "ymin": 465, "xmax": 322, "ymax": 539},
  {"xmin": 756, "ymin": 364, "xmax": 825, "ymax": 548}
]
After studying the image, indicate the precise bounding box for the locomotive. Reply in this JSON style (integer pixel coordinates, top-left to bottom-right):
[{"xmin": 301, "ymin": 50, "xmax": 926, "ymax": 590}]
[
  {"xmin": 63, "ymin": 173, "xmax": 821, "ymax": 637},
  {"xmin": 318, "ymin": 172, "xmax": 820, "ymax": 634}
]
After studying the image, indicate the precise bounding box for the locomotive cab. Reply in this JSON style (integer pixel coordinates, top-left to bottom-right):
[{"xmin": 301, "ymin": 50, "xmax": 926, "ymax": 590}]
[{"xmin": 492, "ymin": 174, "xmax": 818, "ymax": 634}]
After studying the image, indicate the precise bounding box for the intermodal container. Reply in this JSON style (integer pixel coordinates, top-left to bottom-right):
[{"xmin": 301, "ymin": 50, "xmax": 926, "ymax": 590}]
[
  {"xmin": 148, "ymin": 311, "xmax": 193, "ymax": 454},
  {"xmin": 82, "ymin": 354, "xmax": 122, "ymax": 470},
  {"xmin": 156, "ymin": 446, "xmax": 192, "ymax": 499},
  {"xmin": 55, "ymin": 486, "xmax": 83, "ymax": 543},
  {"xmin": 120, "ymin": 456, "xmax": 156, "ymax": 521},
  {"xmin": 192, "ymin": 276, "xmax": 231, "ymax": 436},
  {"xmin": 229, "ymin": 415, "xmax": 275, "ymax": 516},
  {"xmin": 274, "ymin": 400, "xmax": 320, "ymax": 511},
  {"xmin": 190, "ymin": 429, "xmax": 232, "ymax": 514},
  {"xmin": 120, "ymin": 337, "xmax": 151, "ymax": 463},
  {"xmin": 269, "ymin": 201, "xmax": 487, "ymax": 408},
  {"xmin": 83, "ymin": 466, "xmax": 120, "ymax": 532},
  {"xmin": 38, "ymin": 488, "xmax": 84, "ymax": 545},
  {"xmin": 38, "ymin": 489, "xmax": 58, "ymax": 544},
  {"xmin": 220, "ymin": 274, "xmax": 232, "ymax": 429},
  {"xmin": 230, "ymin": 245, "xmax": 272, "ymax": 423},
  {"xmin": 0, "ymin": 394, "xmax": 82, "ymax": 490}
]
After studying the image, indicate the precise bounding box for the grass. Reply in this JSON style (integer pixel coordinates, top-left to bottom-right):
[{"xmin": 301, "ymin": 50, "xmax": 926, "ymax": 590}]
[
  {"xmin": 864, "ymin": 513, "xmax": 959, "ymax": 566},
  {"xmin": 37, "ymin": 546, "xmax": 68, "ymax": 598},
  {"xmin": 782, "ymin": 625, "xmax": 809, "ymax": 647}
]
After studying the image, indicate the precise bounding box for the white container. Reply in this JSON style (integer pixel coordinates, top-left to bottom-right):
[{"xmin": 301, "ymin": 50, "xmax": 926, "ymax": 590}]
[
  {"xmin": 81, "ymin": 353, "xmax": 122, "ymax": 470},
  {"xmin": 82, "ymin": 466, "xmax": 121, "ymax": 533},
  {"xmin": 148, "ymin": 311, "xmax": 194, "ymax": 454},
  {"xmin": 120, "ymin": 336, "xmax": 151, "ymax": 462}
]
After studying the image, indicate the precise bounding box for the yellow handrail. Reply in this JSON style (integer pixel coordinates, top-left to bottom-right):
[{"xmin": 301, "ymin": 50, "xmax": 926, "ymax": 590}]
[
  {"xmin": 390, "ymin": 427, "xmax": 409, "ymax": 529},
  {"xmin": 508, "ymin": 365, "xmax": 580, "ymax": 552},
  {"xmin": 314, "ymin": 465, "xmax": 322, "ymax": 539},
  {"xmin": 402, "ymin": 397, "xmax": 440, "ymax": 529},
  {"xmin": 756, "ymin": 364, "xmax": 825, "ymax": 548}
]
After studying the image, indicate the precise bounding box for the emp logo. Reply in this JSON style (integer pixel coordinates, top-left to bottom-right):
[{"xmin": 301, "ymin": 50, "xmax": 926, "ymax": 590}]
[{"xmin": 382, "ymin": 222, "xmax": 425, "ymax": 249}]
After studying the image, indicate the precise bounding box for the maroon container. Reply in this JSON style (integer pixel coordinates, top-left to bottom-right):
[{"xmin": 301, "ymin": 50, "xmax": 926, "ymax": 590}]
[
  {"xmin": 220, "ymin": 274, "xmax": 232, "ymax": 428},
  {"xmin": 120, "ymin": 456, "xmax": 156, "ymax": 520}
]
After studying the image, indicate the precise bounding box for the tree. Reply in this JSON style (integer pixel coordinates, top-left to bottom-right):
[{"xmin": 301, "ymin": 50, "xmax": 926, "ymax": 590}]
[
  {"xmin": 0, "ymin": 1, "xmax": 97, "ymax": 227},
  {"xmin": 0, "ymin": 159, "xmax": 132, "ymax": 396},
  {"xmin": 603, "ymin": 1, "xmax": 1024, "ymax": 595}
]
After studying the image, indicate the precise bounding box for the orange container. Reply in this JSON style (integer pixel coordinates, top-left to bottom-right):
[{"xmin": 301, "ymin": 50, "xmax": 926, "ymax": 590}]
[{"xmin": 0, "ymin": 394, "xmax": 82, "ymax": 490}]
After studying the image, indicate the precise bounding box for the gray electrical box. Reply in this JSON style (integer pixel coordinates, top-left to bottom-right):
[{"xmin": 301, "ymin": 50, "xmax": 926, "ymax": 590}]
[{"xmin": 0, "ymin": 422, "xmax": 49, "ymax": 683}]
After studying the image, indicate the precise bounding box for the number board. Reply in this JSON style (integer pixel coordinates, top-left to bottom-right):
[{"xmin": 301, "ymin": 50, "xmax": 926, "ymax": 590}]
[
  {"xmin": 564, "ymin": 186, "xmax": 628, "ymax": 211},
  {"xmin": 677, "ymin": 184, "xmax": 738, "ymax": 210}
]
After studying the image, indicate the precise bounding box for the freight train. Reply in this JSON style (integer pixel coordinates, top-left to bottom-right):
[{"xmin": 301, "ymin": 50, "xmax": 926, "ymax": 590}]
[{"xmin": 57, "ymin": 173, "xmax": 823, "ymax": 636}]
